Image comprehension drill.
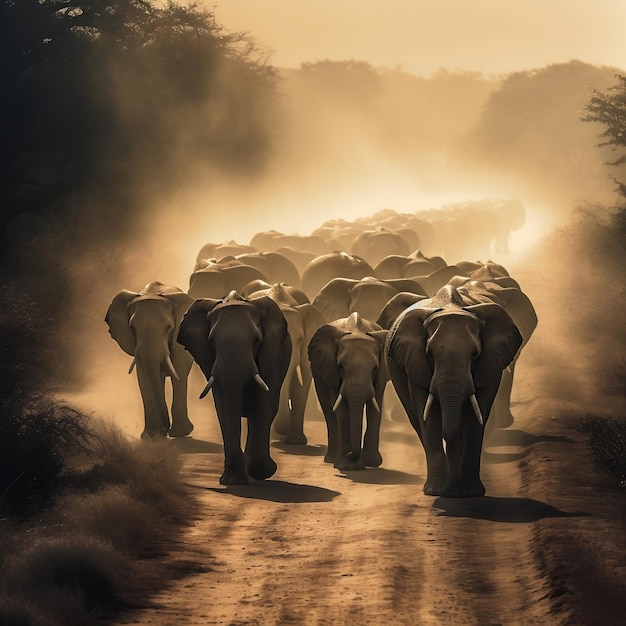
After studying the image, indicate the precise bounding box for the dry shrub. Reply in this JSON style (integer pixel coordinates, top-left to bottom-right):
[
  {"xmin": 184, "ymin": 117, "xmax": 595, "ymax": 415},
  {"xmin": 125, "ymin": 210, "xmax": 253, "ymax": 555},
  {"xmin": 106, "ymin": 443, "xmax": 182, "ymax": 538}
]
[
  {"xmin": 2, "ymin": 536, "xmax": 125, "ymax": 625},
  {"xmin": 55, "ymin": 486, "xmax": 159, "ymax": 554}
]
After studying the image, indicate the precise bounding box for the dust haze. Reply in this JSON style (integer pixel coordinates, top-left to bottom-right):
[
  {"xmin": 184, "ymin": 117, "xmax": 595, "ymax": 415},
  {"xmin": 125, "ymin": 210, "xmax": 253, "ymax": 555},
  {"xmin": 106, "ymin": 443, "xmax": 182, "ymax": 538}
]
[{"xmin": 58, "ymin": 53, "xmax": 625, "ymax": 437}]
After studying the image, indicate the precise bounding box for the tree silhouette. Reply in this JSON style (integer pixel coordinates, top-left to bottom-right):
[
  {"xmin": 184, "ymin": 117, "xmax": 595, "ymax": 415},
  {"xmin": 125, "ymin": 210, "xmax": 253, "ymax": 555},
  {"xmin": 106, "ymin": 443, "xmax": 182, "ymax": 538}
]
[{"xmin": 582, "ymin": 74, "xmax": 626, "ymax": 197}]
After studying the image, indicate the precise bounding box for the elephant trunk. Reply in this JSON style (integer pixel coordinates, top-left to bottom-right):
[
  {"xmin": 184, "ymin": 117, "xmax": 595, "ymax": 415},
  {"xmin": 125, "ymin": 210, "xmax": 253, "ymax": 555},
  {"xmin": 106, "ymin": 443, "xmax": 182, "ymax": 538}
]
[
  {"xmin": 431, "ymin": 363, "xmax": 474, "ymax": 445},
  {"xmin": 347, "ymin": 398, "xmax": 365, "ymax": 462},
  {"xmin": 341, "ymin": 382, "xmax": 372, "ymax": 462},
  {"xmin": 438, "ymin": 387, "xmax": 466, "ymax": 444}
]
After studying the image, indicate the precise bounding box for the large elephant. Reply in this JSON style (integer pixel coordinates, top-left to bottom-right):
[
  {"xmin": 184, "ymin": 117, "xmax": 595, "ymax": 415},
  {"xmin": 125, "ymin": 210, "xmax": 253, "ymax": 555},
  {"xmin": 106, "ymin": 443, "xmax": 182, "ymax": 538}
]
[
  {"xmin": 308, "ymin": 312, "xmax": 389, "ymax": 470},
  {"xmin": 105, "ymin": 281, "xmax": 195, "ymax": 439},
  {"xmin": 384, "ymin": 284, "xmax": 522, "ymax": 497},
  {"xmin": 301, "ymin": 251, "xmax": 377, "ymax": 300},
  {"xmin": 456, "ymin": 278, "xmax": 537, "ymax": 435},
  {"xmin": 350, "ymin": 227, "xmax": 412, "ymax": 266},
  {"xmin": 235, "ymin": 251, "xmax": 301, "ymax": 288},
  {"xmin": 189, "ymin": 258, "xmax": 268, "ymax": 299},
  {"xmin": 177, "ymin": 291, "xmax": 291, "ymax": 485},
  {"xmin": 312, "ymin": 276, "xmax": 426, "ymax": 323},
  {"xmin": 245, "ymin": 282, "xmax": 325, "ymax": 444}
]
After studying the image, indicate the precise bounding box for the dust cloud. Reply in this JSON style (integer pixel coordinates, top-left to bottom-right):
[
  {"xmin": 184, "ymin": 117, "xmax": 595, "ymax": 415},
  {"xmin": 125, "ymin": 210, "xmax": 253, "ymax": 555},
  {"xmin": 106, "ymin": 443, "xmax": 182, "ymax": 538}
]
[{"xmin": 59, "ymin": 58, "xmax": 625, "ymax": 437}]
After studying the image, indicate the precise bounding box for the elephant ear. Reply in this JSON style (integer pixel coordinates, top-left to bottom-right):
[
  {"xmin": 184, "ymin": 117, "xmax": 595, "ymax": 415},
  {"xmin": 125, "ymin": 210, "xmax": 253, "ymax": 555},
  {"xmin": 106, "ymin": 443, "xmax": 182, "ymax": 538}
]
[
  {"xmin": 163, "ymin": 291, "xmax": 195, "ymax": 334},
  {"xmin": 307, "ymin": 324, "xmax": 345, "ymax": 388},
  {"xmin": 177, "ymin": 298, "xmax": 222, "ymax": 379},
  {"xmin": 312, "ymin": 278, "xmax": 357, "ymax": 323},
  {"xmin": 376, "ymin": 292, "xmax": 427, "ymax": 329},
  {"xmin": 468, "ymin": 302, "xmax": 523, "ymax": 389},
  {"xmin": 254, "ymin": 296, "xmax": 291, "ymax": 385},
  {"xmin": 385, "ymin": 306, "xmax": 436, "ymax": 389},
  {"xmin": 487, "ymin": 286, "xmax": 537, "ymax": 345},
  {"xmin": 105, "ymin": 290, "xmax": 140, "ymax": 356}
]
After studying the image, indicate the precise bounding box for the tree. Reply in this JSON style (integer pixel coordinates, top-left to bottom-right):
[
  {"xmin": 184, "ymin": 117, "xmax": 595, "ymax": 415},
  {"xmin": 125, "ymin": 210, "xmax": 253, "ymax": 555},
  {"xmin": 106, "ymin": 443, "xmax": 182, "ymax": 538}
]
[{"xmin": 582, "ymin": 74, "xmax": 626, "ymax": 198}]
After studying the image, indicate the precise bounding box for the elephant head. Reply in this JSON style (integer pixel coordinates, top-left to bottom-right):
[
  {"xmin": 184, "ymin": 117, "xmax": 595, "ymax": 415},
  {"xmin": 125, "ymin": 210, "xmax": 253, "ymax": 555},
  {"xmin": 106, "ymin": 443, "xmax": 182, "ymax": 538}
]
[
  {"xmin": 385, "ymin": 285, "xmax": 522, "ymax": 496},
  {"xmin": 177, "ymin": 291, "xmax": 291, "ymax": 484},
  {"xmin": 105, "ymin": 281, "xmax": 195, "ymax": 439},
  {"xmin": 308, "ymin": 312, "xmax": 389, "ymax": 470}
]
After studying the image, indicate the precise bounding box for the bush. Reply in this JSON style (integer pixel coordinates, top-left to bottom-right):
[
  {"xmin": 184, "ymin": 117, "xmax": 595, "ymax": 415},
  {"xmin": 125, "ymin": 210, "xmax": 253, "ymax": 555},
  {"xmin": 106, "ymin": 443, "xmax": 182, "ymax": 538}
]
[
  {"xmin": 2, "ymin": 536, "xmax": 125, "ymax": 625},
  {"xmin": 0, "ymin": 396, "xmax": 93, "ymax": 516},
  {"xmin": 580, "ymin": 414, "xmax": 626, "ymax": 489}
]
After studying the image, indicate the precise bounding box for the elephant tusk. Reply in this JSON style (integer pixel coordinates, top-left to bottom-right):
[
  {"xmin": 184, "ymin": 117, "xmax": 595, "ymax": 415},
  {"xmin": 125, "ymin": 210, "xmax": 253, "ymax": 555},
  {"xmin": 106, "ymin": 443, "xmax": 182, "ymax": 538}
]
[
  {"xmin": 332, "ymin": 393, "xmax": 343, "ymax": 412},
  {"xmin": 254, "ymin": 373, "xmax": 270, "ymax": 392},
  {"xmin": 199, "ymin": 376, "xmax": 214, "ymax": 399},
  {"xmin": 371, "ymin": 396, "xmax": 381, "ymax": 413},
  {"xmin": 128, "ymin": 357, "xmax": 137, "ymax": 375},
  {"xmin": 166, "ymin": 356, "xmax": 180, "ymax": 381},
  {"xmin": 423, "ymin": 393, "xmax": 434, "ymax": 423},
  {"xmin": 470, "ymin": 394, "xmax": 484, "ymax": 425},
  {"xmin": 296, "ymin": 365, "xmax": 303, "ymax": 386}
]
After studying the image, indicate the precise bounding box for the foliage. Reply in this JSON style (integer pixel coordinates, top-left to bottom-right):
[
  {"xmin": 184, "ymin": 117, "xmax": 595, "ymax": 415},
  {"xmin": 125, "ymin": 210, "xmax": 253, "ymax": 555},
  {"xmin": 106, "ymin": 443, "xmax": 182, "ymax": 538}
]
[
  {"xmin": 0, "ymin": 396, "xmax": 92, "ymax": 516},
  {"xmin": 0, "ymin": 409, "xmax": 195, "ymax": 624},
  {"xmin": 582, "ymin": 74, "xmax": 626, "ymax": 196},
  {"xmin": 468, "ymin": 61, "xmax": 621, "ymax": 208},
  {"xmin": 0, "ymin": 0, "xmax": 278, "ymax": 253}
]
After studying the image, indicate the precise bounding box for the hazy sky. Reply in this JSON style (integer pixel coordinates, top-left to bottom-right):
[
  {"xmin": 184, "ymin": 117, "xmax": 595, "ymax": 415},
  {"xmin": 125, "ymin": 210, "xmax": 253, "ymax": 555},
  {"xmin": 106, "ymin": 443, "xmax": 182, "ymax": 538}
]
[{"xmin": 211, "ymin": 0, "xmax": 626, "ymax": 76}]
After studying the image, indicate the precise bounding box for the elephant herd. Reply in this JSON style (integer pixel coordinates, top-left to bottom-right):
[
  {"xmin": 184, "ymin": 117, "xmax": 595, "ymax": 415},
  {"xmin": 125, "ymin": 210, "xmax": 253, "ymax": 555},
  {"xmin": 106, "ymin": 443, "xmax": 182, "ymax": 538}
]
[{"xmin": 105, "ymin": 200, "xmax": 536, "ymax": 497}]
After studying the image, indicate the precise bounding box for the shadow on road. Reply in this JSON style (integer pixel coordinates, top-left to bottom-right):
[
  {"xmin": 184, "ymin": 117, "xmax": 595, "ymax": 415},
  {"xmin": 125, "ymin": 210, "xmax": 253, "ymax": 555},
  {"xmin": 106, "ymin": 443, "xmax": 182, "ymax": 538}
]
[
  {"xmin": 204, "ymin": 480, "xmax": 341, "ymax": 504},
  {"xmin": 432, "ymin": 496, "xmax": 589, "ymax": 523},
  {"xmin": 272, "ymin": 442, "xmax": 327, "ymax": 456},
  {"xmin": 170, "ymin": 437, "xmax": 222, "ymax": 454},
  {"xmin": 486, "ymin": 428, "xmax": 576, "ymax": 447},
  {"xmin": 338, "ymin": 467, "xmax": 422, "ymax": 485}
]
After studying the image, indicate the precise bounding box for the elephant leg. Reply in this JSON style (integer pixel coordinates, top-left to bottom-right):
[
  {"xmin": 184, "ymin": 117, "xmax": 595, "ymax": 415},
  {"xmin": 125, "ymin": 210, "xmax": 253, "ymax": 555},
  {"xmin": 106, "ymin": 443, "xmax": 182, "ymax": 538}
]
[
  {"xmin": 362, "ymin": 403, "xmax": 383, "ymax": 467},
  {"xmin": 244, "ymin": 411, "xmax": 277, "ymax": 481},
  {"xmin": 213, "ymin": 391, "xmax": 248, "ymax": 485},
  {"xmin": 485, "ymin": 364, "xmax": 515, "ymax": 443},
  {"xmin": 315, "ymin": 382, "xmax": 339, "ymax": 463},
  {"xmin": 136, "ymin": 367, "xmax": 169, "ymax": 439},
  {"xmin": 271, "ymin": 369, "xmax": 291, "ymax": 439},
  {"xmin": 334, "ymin": 403, "xmax": 366, "ymax": 471},
  {"xmin": 284, "ymin": 368, "xmax": 310, "ymax": 445},
  {"xmin": 168, "ymin": 354, "xmax": 194, "ymax": 437}
]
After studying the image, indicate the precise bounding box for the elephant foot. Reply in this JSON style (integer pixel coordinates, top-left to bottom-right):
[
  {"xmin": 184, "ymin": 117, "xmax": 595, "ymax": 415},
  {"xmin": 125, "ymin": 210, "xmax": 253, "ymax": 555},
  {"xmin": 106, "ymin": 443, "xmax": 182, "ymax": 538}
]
[
  {"xmin": 168, "ymin": 418, "xmax": 194, "ymax": 438},
  {"xmin": 141, "ymin": 428, "xmax": 167, "ymax": 440},
  {"xmin": 220, "ymin": 470, "xmax": 249, "ymax": 485},
  {"xmin": 362, "ymin": 449, "xmax": 382, "ymax": 467},
  {"xmin": 334, "ymin": 457, "xmax": 366, "ymax": 471},
  {"xmin": 284, "ymin": 432, "xmax": 308, "ymax": 445},
  {"xmin": 423, "ymin": 476, "xmax": 447, "ymax": 496},
  {"xmin": 323, "ymin": 452, "xmax": 336, "ymax": 464},
  {"xmin": 441, "ymin": 478, "xmax": 486, "ymax": 498},
  {"xmin": 246, "ymin": 456, "xmax": 277, "ymax": 481}
]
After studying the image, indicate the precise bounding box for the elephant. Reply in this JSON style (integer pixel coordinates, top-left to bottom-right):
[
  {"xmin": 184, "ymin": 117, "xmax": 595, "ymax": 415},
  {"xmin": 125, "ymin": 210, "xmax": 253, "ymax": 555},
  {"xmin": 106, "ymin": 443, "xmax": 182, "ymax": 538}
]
[
  {"xmin": 105, "ymin": 281, "xmax": 195, "ymax": 439},
  {"xmin": 308, "ymin": 312, "xmax": 389, "ymax": 470},
  {"xmin": 301, "ymin": 251, "xmax": 377, "ymax": 300},
  {"xmin": 250, "ymin": 231, "xmax": 329, "ymax": 255},
  {"xmin": 235, "ymin": 251, "xmax": 301, "ymax": 288},
  {"xmin": 195, "ymin": 240, "xmax": 257, "ymax": 264},
  {"xmin": 189, "ymin": 258, "xmax": 269, "ymax": 299},
  {"xmin": 312, "ymin": 276, "xmax": 427, "ymax": 323},
  {"xmin": 455, "ymin": 278, "xmax": 537, "ymax": 436},
  {"xmin": 350, "ymin": 227, "xmax": 412, "ymax": 266},
  {"xmin": 177, "ymin": 291, "xmax": 292, "ymax": 485},
  {"xmin": 384, "ymin": 284, "xmax": 522, "ymax": 497},
  {"xmin": 374, "ymin": 251, "xmax": 447, "ymax": 280},
  {"xmin": 245, "ymin": 282, "xmax": 326, "ymax": 444}
]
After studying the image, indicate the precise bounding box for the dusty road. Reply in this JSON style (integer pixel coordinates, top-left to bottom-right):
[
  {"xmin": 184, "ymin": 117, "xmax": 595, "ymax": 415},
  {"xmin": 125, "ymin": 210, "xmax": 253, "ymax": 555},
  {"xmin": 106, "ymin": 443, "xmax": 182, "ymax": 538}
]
[{"xmin": 108, "ymin": 254, "xmax": 625, "ymax": 626}]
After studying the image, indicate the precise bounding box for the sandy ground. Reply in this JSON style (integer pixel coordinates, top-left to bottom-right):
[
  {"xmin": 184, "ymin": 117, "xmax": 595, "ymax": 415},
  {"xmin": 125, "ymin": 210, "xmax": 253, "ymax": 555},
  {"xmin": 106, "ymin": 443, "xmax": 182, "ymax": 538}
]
[{"xmin": 101, "ymin": 249, "xmax": 626, "ymax": 626}]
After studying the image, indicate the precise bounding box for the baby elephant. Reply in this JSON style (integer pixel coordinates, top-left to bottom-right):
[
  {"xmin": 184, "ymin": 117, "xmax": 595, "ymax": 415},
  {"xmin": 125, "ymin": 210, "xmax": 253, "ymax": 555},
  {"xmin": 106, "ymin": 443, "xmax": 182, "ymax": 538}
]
[{"xmin": 308, "ymin": 312, "xmax": 389, "ymax": 470}]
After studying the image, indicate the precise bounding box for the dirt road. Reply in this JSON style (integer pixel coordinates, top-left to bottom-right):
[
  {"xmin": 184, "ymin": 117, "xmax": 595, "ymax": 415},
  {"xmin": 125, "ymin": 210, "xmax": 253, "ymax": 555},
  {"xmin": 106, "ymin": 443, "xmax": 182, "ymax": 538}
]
[{"xmin": 110, "ymin": 254, "xmax": 625, "ymax": 626}]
